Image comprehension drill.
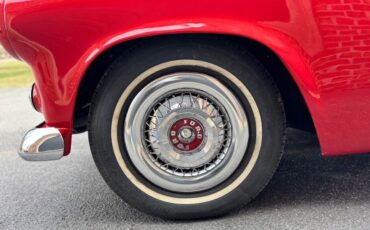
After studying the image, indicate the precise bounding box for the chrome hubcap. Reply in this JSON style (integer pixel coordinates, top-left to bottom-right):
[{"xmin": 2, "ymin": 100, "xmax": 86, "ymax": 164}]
[{"xmin": 124, "ymin": 72, "xmax": 249, "ymax": 192}]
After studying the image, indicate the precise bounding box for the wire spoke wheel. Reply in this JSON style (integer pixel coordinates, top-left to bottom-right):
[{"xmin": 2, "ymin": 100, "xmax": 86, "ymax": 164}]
[
  {"xmin": 124, "ymin": 73, "xmax": 249, "ymax": 193},
  {"xmin": 89, "ymin": 40, "xmax": 285, "ymax": 219}
]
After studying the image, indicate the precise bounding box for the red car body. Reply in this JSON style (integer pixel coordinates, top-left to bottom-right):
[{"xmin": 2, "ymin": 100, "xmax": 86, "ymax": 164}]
[{"xmin": 1, "ymin": 0, "xmax": 370, "ymax": 156}]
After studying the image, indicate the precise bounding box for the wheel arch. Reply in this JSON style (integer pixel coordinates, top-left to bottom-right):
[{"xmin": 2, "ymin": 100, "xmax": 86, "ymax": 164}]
[{"xmin": 73, "ymin": 34, "xmax": 316, "ymax": 135}]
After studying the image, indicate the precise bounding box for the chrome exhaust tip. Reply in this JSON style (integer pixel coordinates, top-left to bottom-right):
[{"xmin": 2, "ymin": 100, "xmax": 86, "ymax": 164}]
[{"xmin": 18, "ymin": 127, "xmax": 64, "ymax": 161}]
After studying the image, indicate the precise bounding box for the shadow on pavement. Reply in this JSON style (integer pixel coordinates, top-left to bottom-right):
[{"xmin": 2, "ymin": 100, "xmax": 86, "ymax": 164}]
[
  {"xmin": 249, "ymin": 129, "xmax": 370, "ymax": 210},
  {"xmin": 87, "ymin": 128, "xmax": 370, "ymax": 222}
]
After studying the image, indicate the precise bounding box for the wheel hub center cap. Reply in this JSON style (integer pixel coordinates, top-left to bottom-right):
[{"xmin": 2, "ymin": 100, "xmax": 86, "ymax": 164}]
[
  {"xmin": 179, "ymin": 127, "xmax": 194, "ymax": 141},
  {"xmin": 169, "ymin": 118, "xmax": 204, "ymax": 152}
]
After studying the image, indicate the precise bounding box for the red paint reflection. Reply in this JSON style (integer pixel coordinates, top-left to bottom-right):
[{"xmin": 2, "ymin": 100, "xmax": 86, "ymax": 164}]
[{"xmin": 311, "ymin": 0, "xmax": 370, "ymax": 92}]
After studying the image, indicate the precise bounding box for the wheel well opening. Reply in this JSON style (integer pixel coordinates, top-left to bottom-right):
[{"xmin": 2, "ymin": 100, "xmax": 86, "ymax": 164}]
[{"xmin": 73, "ymin": 34, "xmax": 315, "ymax": 133}]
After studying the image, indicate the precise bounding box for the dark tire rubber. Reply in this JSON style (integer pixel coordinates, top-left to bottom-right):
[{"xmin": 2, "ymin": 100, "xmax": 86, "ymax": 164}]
[{"xmin": 88, "ymin": 37, "xmax": 286, "ymax": 220}]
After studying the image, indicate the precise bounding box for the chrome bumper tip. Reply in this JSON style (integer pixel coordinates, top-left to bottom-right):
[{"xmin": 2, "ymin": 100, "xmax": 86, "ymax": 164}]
[{"xmin": 18, "ymin": 127, "xmax": 64, "ymax": 161}]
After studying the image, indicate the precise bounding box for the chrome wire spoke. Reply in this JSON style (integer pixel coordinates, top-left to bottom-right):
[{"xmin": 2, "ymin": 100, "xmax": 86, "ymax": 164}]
[{"xmin": 142, "ymin": 89, "xmax": 232, "ymax": 178}]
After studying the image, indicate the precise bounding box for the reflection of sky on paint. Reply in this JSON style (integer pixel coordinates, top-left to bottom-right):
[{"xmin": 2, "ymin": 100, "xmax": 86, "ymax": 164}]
[{"xmin": 0, "ymin": 46, "xmax": 12, "ymax": 59}]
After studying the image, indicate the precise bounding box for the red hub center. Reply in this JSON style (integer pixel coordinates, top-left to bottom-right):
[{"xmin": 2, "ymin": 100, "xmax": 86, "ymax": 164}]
[{"xmin": 169, "ymin": 118, "xmax": 204, "ymax": 152}]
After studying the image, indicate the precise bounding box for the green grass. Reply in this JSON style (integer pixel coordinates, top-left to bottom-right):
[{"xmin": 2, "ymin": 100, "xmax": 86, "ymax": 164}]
[{"xmin": 0, "ymin": 59, "xmax": 34, "ymax": 88}]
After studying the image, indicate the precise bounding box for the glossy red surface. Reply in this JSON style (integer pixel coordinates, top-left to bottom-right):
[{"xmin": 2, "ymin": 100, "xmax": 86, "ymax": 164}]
[
  {"xmin": 1, "ymin": 0, "xmax": 370, "ymax": 156},
  {"xmin": 0, "ymin": 0, "xmax": 18, "ymax": 58}
]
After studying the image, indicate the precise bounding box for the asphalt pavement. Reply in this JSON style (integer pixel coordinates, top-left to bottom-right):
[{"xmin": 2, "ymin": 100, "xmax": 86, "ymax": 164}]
[{"xmin": 0, "ymin": 88, "xmax": 369, "ymax": 229}]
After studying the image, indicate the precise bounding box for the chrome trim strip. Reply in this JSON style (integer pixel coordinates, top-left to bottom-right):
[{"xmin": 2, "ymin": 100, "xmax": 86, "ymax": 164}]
[{"xmin": 18, "ymin": 127, "xmax": 64, "ymax": 161}]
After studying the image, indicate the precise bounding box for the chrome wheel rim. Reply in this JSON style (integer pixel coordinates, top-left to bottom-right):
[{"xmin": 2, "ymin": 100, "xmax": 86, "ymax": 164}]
[{"xmin": 124, "ymin": 72, "xmax": 249, "ymax": 193}]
